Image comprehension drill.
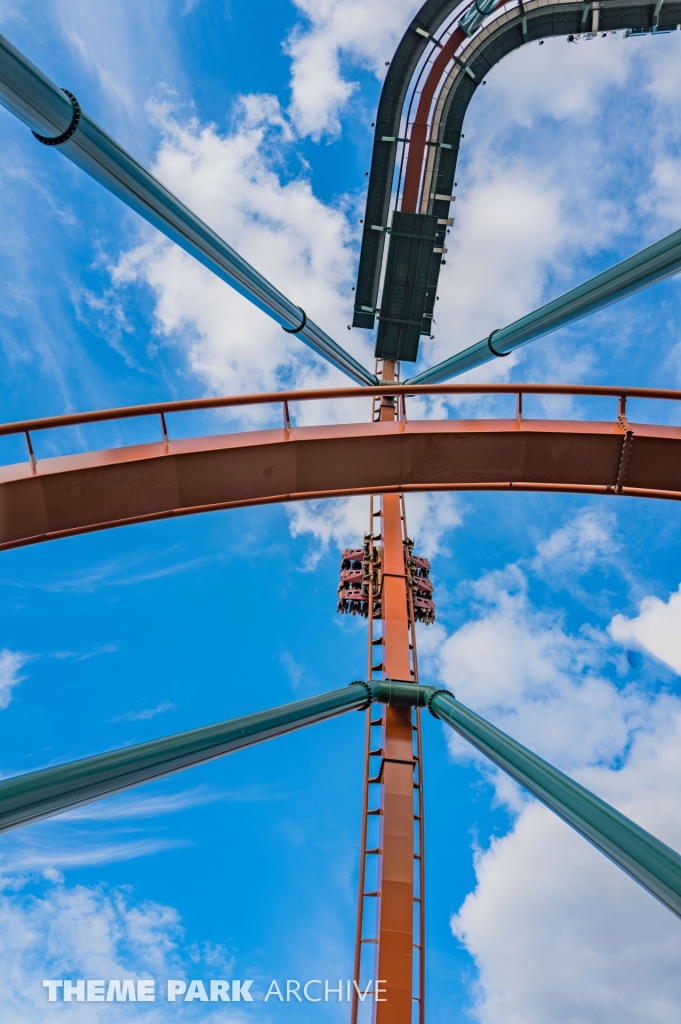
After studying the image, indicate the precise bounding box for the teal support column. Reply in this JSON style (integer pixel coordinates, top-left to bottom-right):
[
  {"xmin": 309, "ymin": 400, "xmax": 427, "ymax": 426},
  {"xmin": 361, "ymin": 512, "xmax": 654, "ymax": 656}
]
[
  {"xmin": 0, "ymin": 33, "xmax": 376, "ymax": 386},
  {"xmin": 429, "ymin": 688, "xmax": 681, "ymax": 918},
  {"xmin": 0, "ymin": 683, "xmax": 371, "ymax": 833},
  {"xmin": 407, "ymin": 227, "xmax": 681, "ymax": 385}
]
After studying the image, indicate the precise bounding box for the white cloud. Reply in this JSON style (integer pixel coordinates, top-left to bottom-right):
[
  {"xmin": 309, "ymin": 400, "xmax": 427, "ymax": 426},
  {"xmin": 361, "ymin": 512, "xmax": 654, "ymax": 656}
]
[
  {"xmin": 638, "ymin": 35, "xmax": 681, "ymax": 236},
  {"xmin": 287, "ymin": 495, "xmax": 369, "ymax": 561},
  {"xmin": 428, "ymin": 165, "xmax": 575, "ymax": 373},
  {"xmin": 60, "ymin": 786, "xmax": 221, "ymax": 822},
  {"xmin": 453, "ymin": 790, "xmax": 681, "ymax": 1024},
  {"xmin": 111, "ymin": 700, "xmax": 176, "ymax": 723},
  {"xmin": 285, "ymin": 0, "xmax": 420, "ymax": 138},
  {"xmin": 416, "ymin": 34, "xmax": 681, "ymax": 385},
  {"xmin": 113, "ymin": 93, "xmax": 372, "ymax": 408},
  {"xmin": 0, "ymin": 836, "xmax": 188, "ymax": 875},
  {"xmin": 642, "ymin": 155, "xmax": 681, "ymax": 228},
  {"xmin": 403, "ymin": 491, "xmax": 465, "ymax": 559},
  {"xmin": 286, "ymin": 491, "xmax": 464, "ymax": 562},
  {"xmin": 420, "ymin": 40, "xmax": 635, "ymax": 380},
  {"xmin": 485, "ymin": 33, "xmax": 632, "ymax": 127},
  {"xmin": 424, "ymin": 512, "xmax": 681, "ymax": 1023},
  {"xmin": 50, "ymin": 0, "xmax": 185, "ymax": 153},
  {"xmin": 426, "ymin": 214, "xmax": 557, "ymax": 387},
  {"xmin": 532, "ymin": 507, "xmax": 619, "ymax": 581},
  {"xmin": 0, "ymin": 650, "xmax": 28, "ymax": 710},
  {"xmin": 434, "ymin": 566, "xmax": 641, "ymax": 773},
  {"xmin": 0, "ymin": 880, "xmax": 215, "ymax": 1021},
  {"xmin": 609, "ymin": 585, "xmax": 681, "ymax": 675},
  {"xmin": 453, "ymin": 700, "xmax": 681, "ymax": 1024},
  {"xmin": 645, "ymin": 32, "xmax": 681, "ymax": 106}
]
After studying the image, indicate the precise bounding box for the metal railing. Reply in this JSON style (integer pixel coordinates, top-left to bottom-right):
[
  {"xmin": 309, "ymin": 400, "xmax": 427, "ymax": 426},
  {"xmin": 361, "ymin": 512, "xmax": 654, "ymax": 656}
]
[{"xmin": 1, "ymin": 382, "xmax": 680, "ymax": 471}]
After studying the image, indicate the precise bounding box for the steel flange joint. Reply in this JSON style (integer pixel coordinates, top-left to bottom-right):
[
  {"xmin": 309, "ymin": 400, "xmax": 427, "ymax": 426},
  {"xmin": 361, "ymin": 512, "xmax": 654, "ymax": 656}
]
[{"xmin": 32, "ymin": 89, "xmax": 81, "ymax": 146}]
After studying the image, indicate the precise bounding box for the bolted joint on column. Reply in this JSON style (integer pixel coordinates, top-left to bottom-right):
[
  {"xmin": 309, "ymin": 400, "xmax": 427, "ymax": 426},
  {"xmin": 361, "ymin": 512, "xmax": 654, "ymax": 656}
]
[{"xmin": 353, "ymin": 679, "xmax": 436, "ymax": 707}]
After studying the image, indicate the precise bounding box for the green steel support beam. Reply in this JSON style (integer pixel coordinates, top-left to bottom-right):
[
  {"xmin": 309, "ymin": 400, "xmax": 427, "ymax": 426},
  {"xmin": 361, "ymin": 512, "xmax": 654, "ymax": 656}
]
[
  {"xmin": 407, "ymin": 226, "xmax": 681, "ymax": 384},
  {"xmin": 4, "ymin": 674, "xmax": 680, "ymax": 923},
  {"xmin": 0, "ymin": 683, "xmax": 371, "ymax": 833},
  {"xmin": 0, "ymin": 33, "xmax": 376, "ymax": 387},
  {"xmin": 365, "ymin": 679, "xmax": 681, "ymax": 916},
  {"xmin": 427, "ymin": 687, "xmax": 681, "ymax": 918}
]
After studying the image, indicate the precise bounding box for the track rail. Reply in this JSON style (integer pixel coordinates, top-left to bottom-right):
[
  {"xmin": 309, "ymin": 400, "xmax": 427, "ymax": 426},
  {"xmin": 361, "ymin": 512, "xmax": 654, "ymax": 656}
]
[
  {"xmin": 354, "ymin": 0, "xmax": 681, "ymax": 334},
  {"xmin": 0, "ymin": 384, "xmax": 680, "ymax": 551}
]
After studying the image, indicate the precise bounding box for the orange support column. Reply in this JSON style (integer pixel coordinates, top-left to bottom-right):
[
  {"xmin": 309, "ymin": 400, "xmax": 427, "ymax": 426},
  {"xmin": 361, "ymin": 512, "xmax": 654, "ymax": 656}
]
[
  {"xmin": 375, "ymin": 493, "xmax": 415, "ymax": 1023},
  {"xmin": 374, "ymin": 360, "xmax": 416, "ymax": 1024}
]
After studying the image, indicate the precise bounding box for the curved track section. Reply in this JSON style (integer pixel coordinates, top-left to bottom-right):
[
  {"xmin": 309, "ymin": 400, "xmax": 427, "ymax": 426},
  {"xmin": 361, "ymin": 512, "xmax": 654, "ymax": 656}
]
[
  {"xmin": 1, "ymin": 385, "xmax": 680, "ymax": 550},
  {"xmin": 351, "ymin": 0, "xmax": 461, "ymax": 329},
  {"xmin": 354, "ymin": 0, "xmax": 681, "ymax": 339}
]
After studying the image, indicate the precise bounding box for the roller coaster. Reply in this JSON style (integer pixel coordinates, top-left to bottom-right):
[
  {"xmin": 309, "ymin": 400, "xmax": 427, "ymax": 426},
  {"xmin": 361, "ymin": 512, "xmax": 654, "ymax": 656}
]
[{"xmin": 0, "ymin": 3, "xmax": 680, "ymax": 1021}]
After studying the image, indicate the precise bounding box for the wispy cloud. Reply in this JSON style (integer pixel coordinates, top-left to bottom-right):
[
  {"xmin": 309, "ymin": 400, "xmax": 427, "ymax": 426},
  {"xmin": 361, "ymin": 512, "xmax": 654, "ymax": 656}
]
[
  {"xmin": 110, "ymin": 699, "xmax": 177, "ymax": 722},
  {"xmin": 35, "ymin": 555, "xmax": 210, "ymax": 593},
  {"xmin": 60, "ymin": 783, "xmax": 276, "ymax": 822},
  {"xmin": 49, "ymin": 641, "xmax": 121, "ymax": 662},
  {"xmin": 0, "ymin": 548, "xmax": 213, "ymax": 594},
  {"xmin": 0, "ymin": 650, "xmax": 29, "ymax": 710},
  {"xmin": 60, "ymin": 786, "xmax": 220, "ymax": 821},
  {"xmin": 111, "ymin": 92, "xmax": 372, "ymax": 407},
  {"xmin": 0, "ymin": 835, "xmax": 189, "ymax": 874},
  {"xmin": 280, "ymin": 650, "xmax": 305, "ymax": 689},
  {"xmin": 0, "ymin": 781, "xmax": 280, "ymax": 874}
]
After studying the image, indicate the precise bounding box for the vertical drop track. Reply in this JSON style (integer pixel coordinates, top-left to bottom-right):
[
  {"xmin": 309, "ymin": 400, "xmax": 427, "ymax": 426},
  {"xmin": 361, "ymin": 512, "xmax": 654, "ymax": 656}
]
[{"xmin": 351, "ymin": 360, "xmax": 426, "ymax": 1024}]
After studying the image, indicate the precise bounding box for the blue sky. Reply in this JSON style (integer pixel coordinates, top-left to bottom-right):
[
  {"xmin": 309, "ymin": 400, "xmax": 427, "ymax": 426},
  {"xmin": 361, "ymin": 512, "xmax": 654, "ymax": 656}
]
[{"xmin": 1, "ymin": 1, "xmax": 681, "ymax": 1021}]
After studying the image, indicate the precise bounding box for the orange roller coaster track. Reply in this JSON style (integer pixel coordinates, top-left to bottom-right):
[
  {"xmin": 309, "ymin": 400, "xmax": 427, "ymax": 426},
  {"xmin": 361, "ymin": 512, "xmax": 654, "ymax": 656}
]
[{"xmin": 1, "ymin": 382, "xmax": 680, "ymax": 552}]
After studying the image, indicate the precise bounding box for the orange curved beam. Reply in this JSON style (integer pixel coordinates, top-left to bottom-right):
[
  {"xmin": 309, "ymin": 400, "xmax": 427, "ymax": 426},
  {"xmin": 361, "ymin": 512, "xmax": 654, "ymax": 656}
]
[{"xmin": 1, "ymin": 416, "xmax": 679, "ymax": 551}]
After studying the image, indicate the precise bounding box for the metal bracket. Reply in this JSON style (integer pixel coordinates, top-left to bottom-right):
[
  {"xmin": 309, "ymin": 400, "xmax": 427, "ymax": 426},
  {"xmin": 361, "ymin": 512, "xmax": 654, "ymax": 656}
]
[
  {"xmin": 413, "ymin": 24, "xmax": 444, "ymax": 48},
  {"xmin": 454, "ymin": 56, "xmax": 477, "ymax": 81},
  {"xmin": 160, "ymin": 412, "xmax": 170, "ymax": 446},
  {"xmin": 24, "ymin": 430, "xmax": 37, "ymax": 472},
  {"xmin": 617, "ymin": 393, "xmax": 630, "ymax": 432},
  {"xmin": 518, "ymin": 0, "xmax": 529, "ymax": 40},
  {"xmin": 615, "ymin": 430, "xmax": 634, "ymax": 494},
  {"xmin": 592, "ymin": 1, "xmax": 601, "ymax": 33}
]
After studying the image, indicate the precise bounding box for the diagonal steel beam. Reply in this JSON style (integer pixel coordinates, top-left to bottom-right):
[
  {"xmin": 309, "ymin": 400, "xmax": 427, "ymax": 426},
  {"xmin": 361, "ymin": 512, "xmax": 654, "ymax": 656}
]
[
  {"xmin": 0, "ymin": 683, "xmax": 371, "ymax": 833},
  {"xmin": 407, "ymin": 227, "xmax": 681, "ymax": 384},
  {"xmin": 358, "ymin": 681, "xmax": 681, "ymax": 916},
  {"xmin": 425, "ymin": 687, "xmax": 681, "ymax": 918},
  {"xmin": 371, "ymin": 680, "xmax": 681, "ymax": 916},
  {"xmin": 0, "ymin": 33, "xmax": 377, "ymax": 387},
  {"xmin": 6, "ymin": 671, "xmax": 680, "ymax": 923}
]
